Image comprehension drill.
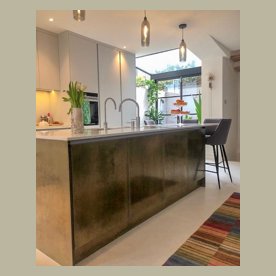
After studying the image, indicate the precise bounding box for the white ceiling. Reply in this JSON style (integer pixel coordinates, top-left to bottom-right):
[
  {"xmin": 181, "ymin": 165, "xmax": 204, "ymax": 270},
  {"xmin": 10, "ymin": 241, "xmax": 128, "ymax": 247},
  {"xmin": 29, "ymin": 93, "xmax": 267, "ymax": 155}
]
[{"xmin": 36, "ymin": 10, "xmax": 240, "ymax": 59}]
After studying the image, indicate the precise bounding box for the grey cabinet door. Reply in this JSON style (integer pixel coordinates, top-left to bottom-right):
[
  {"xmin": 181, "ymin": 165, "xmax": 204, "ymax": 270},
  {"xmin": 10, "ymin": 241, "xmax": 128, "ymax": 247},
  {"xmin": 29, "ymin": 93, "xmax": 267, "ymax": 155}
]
[
  {"xmin": 98, "ymin": 44, "xmax": 121, "ymax": 128},
  {"xmin": 70, "ymin": 140, "xmax": 129, "ymax": 263},
  {"xmin": 69, "ymin": 34, "xmax": 98, "ymax": 93},
  {"xmin": 128, "ymin": 135, "xmax": 165, "ymax": 225},
  {"xmin": 162, "ymin": 131, "xmax": 189, "ymax": 205},
  {"xmin": 36, "ymin": 30, "xmax": 60, "ymax": 91}
]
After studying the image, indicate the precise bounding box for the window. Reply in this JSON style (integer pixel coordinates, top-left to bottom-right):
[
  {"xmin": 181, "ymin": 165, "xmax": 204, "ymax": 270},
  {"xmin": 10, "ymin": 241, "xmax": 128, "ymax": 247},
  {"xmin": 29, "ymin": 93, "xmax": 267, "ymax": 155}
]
[
  {"xmin": 157, "ymin": 75, "xmax": 201, "ymax": 124},
  {"xmin": 136, "ymin": 49, "xmax": 201, "ymax": 74},
  {"xmin": 136, "ymin": 49, "xmax": 201, "ymax": 124}
]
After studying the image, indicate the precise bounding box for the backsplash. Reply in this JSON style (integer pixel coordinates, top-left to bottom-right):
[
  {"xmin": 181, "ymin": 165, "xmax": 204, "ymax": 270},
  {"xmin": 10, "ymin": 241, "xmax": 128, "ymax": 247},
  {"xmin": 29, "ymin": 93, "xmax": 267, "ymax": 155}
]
[{"xmin": 36, "ymin": 91, "xmax": 71, "ymax": 125}]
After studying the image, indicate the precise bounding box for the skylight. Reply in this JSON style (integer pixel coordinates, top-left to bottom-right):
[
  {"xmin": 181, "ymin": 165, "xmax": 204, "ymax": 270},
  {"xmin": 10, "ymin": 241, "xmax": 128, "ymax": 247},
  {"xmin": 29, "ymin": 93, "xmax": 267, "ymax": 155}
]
[{"xmin": 136, "ymin": 49, "xmax": 201, "ymax": 75}]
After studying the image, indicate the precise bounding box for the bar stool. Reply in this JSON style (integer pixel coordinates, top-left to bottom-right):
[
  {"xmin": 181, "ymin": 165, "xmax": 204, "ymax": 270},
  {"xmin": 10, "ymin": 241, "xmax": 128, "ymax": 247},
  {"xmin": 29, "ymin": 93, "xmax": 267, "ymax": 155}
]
[
  {"xmin": 203, "ymin": 118, "xmax": 221, "ymax": 135},
  {"xmin": 205, "ymin": 119, "xmax": 232, "ymax": 189},
  {"xmin": 203, "ymin": 118, "xmax": 227, "ymax": 175}
]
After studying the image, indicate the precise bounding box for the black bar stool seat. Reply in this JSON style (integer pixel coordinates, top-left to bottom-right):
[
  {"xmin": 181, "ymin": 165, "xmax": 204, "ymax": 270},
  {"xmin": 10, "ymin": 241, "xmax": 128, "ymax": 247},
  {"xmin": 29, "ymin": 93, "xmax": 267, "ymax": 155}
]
[{"xmin": 204, "ymin": 118, "xmax": 232, "ymax": 189}]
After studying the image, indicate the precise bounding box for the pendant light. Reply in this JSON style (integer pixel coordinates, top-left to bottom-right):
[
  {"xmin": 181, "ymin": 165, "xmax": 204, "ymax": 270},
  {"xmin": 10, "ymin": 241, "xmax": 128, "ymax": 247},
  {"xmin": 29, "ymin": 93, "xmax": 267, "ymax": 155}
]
[
  {"xmin": 73, "ymin": 10, "xmax": 85, "ymax": 22},
  {"xmin": 179, "ymin": 24, "xmax": 187, "ymax": 62},
  {"xmin": 141, "ymin": 10, "xmax": 150, "ymax": 47}
]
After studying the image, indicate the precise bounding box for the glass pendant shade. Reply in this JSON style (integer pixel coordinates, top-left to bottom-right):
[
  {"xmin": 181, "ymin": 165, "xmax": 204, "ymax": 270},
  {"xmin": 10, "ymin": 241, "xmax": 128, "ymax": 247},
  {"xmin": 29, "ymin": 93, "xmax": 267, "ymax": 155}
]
[
  {"xmin": 141, "ymin": 15, "xmax": 150, "ymax": 47},
  {"xmin": 73, "ymin": 10, "xmax": 85, "ymax": 21},
  {"xmin": 179, "ymin": 39, "xmax": 187, "ymax": 62},
  {"xmin": 179, "ymin": 23, "xmax": 187, "ymax": 62}
]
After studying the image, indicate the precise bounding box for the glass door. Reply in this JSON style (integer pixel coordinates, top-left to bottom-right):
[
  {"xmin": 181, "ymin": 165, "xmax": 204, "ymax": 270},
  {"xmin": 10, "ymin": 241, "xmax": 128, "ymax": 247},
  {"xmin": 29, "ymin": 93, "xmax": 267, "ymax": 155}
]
[
  {"xmin": 157, "ymin": 78, "xmax": 181, "ymax": 124},
  {"xmin": 157, "ymin": 75, "xmax": 201, "ymax": 124}
]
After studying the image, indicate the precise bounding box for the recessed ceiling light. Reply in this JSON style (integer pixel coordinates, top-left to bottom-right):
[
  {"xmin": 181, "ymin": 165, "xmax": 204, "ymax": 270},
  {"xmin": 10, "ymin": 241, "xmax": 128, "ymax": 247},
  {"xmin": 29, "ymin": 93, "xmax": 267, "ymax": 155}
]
[
  {"xmin": 123, "ymin": 46, "xmax": 126, "ymax": 49},
  {"xmin": 49, "ymin": 18, "xmax": 54, "ymax": 22}
]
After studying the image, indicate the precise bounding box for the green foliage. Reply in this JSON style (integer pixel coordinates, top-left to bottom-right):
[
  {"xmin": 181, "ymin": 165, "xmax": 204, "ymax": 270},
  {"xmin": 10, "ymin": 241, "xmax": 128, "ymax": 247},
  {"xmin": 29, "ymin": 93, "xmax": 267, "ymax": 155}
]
[
  {"xmin": 62, "ymin": 81, "xmax": 86, "ymax": 114},
  {"xmin": 136, "ymin": 77, "xmax": 165, "ymax": 123},
  {"xmin": 145, "ymin": 108, "xmax": 165, "ymax": 123},
  {"xmin": 193, "ymin": 94, "xmax": 202, "ymax": 124},
  {"xmin": 184, "ymin": 114, "xmax": 193, "ymax": 120},
  {"xmin": 154, "ymin": 61, "xmax": 196, "ymax": 74}
]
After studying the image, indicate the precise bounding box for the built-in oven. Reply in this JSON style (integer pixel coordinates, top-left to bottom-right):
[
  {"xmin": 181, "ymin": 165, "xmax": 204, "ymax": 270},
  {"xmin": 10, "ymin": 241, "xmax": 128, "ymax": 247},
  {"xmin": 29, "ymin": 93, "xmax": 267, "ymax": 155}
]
[{"xmin": 83, "ymin": 92, "xmax": 99, "ymax": 125}]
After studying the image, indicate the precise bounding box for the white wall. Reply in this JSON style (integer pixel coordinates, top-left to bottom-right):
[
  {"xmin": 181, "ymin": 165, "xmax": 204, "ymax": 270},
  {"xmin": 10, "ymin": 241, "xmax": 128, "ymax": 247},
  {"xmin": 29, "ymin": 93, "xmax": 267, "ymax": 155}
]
[
  {"xmin": 136, "ymin": 87, "xmax": 147, "ymax": 124},
  {"xmin": 36, "ymin": 91, "xmax": 51, "ymax": 123},
  {"xmin": 222, "ymin": 57, "xmax": 240, "ymax": 161},
  {"xmin": 201, "ymin": 57, "xmax": 223, "ymax": 120},
  {"xmin": 201, "ymin": 57, "xmax": 223, "ymax": 160},
  {"xmin": 36, "ymin": 91, "xmax": 71, "ymax": 125},
  {"xmin": 136, "ymin": 70, "xmax": 150, "ymax": 125},
  {"xmin": 201, "ymin": 56, "xmax": 240, "ymax": 161}
]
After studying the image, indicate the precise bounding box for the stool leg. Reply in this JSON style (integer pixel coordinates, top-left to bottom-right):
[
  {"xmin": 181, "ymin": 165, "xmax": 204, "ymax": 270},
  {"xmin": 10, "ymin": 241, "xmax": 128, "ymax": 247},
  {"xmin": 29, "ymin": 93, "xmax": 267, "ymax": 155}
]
[
  {"xmin": 213, "ymin": 145, "xmax": 221, "ymax": 189},
  {"xmin": 220, "ymin": 145, "xmax": 226, "ymax": 172},
  {"xmin": 222, "ymin": 145, "xmax": 233, "ymax": 182}
]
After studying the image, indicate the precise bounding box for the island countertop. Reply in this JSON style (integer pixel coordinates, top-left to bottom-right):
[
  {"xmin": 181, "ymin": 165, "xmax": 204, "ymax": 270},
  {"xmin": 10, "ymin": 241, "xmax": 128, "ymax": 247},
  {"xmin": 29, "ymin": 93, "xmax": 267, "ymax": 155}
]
[{"xmin": 35, "ymin": 124, "xmax": 205, "ymax": 142}]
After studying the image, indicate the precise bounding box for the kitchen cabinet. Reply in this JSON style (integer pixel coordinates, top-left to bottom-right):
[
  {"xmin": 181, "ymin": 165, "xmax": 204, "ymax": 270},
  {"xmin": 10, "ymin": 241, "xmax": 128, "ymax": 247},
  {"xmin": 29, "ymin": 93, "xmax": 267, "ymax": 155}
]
[
  {"xmin": 59, "ymin": 32, "xmax": 98, "ymax": 93},
  {"xmin": 98, "ymin": 44, "xmax": 121, "ymax": 128},
  {"xmin": 36, "ymin": 29, "xmax": 60, "ymax": 91},
  {"xmin": 36, "ymin": 126, "xmax": 205, "ymax": 265},
  {"xmin": 128, "ymin": 135, "xmax": 164, "ymax": 225},
  {"xmin": 36, "ymin": 48, "xmax": 40, "ymax": 89},
  {"xmin": 98, "ymin": 45, "xmax": 137, "ymax": 128},
  {"xmin": 120, "ymin": 51, "xmax": 137, "ymax": 126},
  {"xmin": 70, "ymin": 139, "xmax": 129, "ymax": 262}
]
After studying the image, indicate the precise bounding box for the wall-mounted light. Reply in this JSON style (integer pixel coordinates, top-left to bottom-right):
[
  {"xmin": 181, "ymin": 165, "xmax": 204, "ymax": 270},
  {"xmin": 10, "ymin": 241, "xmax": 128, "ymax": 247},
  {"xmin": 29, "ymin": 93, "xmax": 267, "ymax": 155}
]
[
  {"xmin": 141, "ymin": 10, "xmax": 150, "ymax": 47},
  {"xmin": 208, "ymin": 73, "xmax": 215, "ymax": 89},
  {"xmin": 73, "ymin": 10, "xmax": 85, "ymax": 22},
  {"xmin": 179, "ymin": 24, "xmax": 187, "ymax": 62}
]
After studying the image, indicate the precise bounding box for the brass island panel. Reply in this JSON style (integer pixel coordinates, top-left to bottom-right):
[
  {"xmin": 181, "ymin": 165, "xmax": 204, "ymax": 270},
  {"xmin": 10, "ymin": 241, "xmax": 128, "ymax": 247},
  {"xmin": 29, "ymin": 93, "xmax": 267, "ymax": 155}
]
[
  {"xmin": 36, "ymin": 127, "xmax": 205, "ymax": 265},
  {"xmin": 36, "ymin": 139, "xmax": 73, "ymax": 265}
]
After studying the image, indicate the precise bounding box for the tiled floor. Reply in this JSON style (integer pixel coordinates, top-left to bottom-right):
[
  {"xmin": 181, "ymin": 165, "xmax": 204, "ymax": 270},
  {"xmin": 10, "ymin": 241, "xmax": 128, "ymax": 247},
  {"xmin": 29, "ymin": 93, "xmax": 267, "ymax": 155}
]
[{"xmin": 36, "ymin": 161, "xmax": 240, "ymax": 266}]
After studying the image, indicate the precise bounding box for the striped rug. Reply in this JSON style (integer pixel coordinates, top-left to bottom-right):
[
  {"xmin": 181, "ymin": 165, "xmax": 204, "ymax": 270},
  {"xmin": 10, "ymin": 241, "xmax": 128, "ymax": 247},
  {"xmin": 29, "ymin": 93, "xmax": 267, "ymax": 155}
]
[{"xmin": 163, "ymin": 192, "xmax": 240, "ymax": 266}]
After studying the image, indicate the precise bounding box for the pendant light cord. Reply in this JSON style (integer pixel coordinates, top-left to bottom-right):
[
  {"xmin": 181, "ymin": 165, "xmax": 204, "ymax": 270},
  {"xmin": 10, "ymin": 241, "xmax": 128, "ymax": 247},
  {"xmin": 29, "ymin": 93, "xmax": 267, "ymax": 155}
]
[{"xmin": 144, "ymin": 10, "xmax": 146, "ymax": 18}]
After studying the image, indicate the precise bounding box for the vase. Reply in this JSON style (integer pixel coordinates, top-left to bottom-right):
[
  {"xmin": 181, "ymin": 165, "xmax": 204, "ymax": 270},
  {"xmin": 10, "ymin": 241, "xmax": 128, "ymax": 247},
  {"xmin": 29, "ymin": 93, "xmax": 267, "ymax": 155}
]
[{"xmin": 71, "ymin": 107, "xmax": 84, "ymax": 134}]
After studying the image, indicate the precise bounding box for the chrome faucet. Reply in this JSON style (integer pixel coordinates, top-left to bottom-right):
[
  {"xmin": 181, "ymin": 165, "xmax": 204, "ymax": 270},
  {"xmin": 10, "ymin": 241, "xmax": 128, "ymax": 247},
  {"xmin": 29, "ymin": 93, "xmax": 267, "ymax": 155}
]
[
  {"xmin": 118, "ymin": 98, "xmax": 140, "ymax": 129},
  {"xmin": 104, "ymin": 97, "xmax": 117, "ymax": 130}
]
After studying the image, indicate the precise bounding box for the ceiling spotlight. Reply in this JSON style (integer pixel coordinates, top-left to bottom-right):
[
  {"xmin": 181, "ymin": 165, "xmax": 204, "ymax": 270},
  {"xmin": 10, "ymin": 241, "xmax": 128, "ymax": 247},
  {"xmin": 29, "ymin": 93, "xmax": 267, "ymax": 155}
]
[
  {"xmin": 179, "ymin": 24, "xmax": 187, "ymax": 62},
  {"xmin": 141, "ymin": 10, "xmax": 150, "ymax": 47},
  {"xmin": 49, "ymin": 18, "xmax": 54, "ymax": 22},
  {"xmin": 73, "ymin": 10, "xmax": 85, "ymax": 22},
  {"xmin": 123, "ymin": 46, "xmax": 126, "ymax": 49}
]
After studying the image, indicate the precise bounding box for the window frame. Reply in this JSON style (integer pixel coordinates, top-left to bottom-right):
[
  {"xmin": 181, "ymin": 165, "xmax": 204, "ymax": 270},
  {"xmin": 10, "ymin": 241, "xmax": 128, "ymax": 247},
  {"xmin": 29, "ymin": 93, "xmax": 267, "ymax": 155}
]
[{"xmin": 151, "ymin": 67, "xmax": 201, "ymax": 122}]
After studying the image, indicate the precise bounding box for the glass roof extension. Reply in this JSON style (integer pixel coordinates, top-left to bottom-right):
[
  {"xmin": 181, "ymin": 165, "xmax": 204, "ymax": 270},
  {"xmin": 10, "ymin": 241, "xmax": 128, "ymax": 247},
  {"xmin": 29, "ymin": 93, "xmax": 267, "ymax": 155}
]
[{"xmin": 136, "ymin": 48, "xmax": 201, "ymax": 75}]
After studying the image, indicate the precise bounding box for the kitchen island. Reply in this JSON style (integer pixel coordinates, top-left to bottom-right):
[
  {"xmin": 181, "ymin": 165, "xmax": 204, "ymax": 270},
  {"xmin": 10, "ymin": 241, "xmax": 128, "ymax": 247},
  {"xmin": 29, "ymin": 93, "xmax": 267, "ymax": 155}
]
[{"xmin": 36, "ymin": 125, "xmax": 205, "ymax": 265}]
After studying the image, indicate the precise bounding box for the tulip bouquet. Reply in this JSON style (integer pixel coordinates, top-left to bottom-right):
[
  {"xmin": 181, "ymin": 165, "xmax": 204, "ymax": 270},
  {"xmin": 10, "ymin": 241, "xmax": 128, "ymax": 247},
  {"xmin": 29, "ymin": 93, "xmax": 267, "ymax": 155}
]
[{"xmin": 62, "ymin": 81, "xmax": 87, "ymax": 114}]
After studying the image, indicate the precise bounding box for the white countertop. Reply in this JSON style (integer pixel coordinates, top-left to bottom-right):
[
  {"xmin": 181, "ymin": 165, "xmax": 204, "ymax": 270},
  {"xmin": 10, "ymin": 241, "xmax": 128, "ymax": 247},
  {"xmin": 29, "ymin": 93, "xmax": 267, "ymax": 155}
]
[
  {"xmin": 36, "ymin": 124, "xmax": 203, "ymax": 142},
  {"xmin": 36, "ymin": 124, "xmax": 101, "ymax": 131}
]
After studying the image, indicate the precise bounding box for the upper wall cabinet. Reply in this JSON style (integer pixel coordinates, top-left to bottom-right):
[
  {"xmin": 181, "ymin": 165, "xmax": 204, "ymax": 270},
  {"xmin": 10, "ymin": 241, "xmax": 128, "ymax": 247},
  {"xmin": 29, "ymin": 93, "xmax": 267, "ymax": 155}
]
[
  {"xmin": 59, "ymin": 32, "xmax": 98, "ymax": 93},
  {"xmin": 36, "ymin": 29, "xmax": 60, "ymax": 91}
]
